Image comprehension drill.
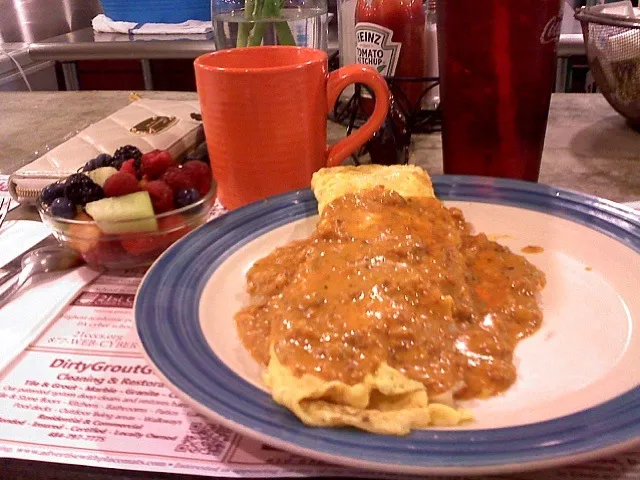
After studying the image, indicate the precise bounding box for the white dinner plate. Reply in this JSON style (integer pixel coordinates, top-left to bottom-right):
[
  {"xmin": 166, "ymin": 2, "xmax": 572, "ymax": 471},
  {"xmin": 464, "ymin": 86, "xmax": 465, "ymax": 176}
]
[{"xmin": 135, "ymin": 175, "xmax": 640, "ymax": 476}]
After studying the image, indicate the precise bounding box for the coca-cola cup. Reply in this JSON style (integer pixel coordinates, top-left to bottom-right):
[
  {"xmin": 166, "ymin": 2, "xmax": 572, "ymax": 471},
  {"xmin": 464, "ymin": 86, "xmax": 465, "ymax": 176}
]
[{"xmin": 437, "ymin": 0, "xmax": 563, "ymax": 181}]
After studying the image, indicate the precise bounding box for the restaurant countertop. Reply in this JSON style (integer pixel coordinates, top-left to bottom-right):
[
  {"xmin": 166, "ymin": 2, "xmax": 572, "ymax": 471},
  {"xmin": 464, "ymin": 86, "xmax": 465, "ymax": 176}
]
[{"xmin": 1, "ymin": 90, "xmax": 639, "ymax": 203}]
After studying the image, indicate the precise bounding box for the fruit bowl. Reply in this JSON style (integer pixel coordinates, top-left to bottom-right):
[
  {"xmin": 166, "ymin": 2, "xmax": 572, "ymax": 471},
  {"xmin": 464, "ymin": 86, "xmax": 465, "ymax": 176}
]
[
  {"xmin": 37, "ymin": 183, "xmax": 216, "ymax": 270},
  {"xmin": 36, "ymin": 145, "xmax": 216, "ymax": 269}
]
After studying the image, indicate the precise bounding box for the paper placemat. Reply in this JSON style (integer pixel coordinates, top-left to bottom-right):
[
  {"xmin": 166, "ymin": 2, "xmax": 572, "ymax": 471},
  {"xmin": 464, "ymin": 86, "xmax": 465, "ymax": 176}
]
[{"xmin": 1, "ymin": 267, "xmax": 638, "ymax": 479}]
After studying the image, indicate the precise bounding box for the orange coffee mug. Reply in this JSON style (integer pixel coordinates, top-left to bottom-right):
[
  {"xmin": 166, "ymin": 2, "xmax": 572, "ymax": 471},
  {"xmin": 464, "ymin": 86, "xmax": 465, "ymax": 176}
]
[{"xmin": 194, "ymin": 46, "xmax": 390, "ymax": 210}]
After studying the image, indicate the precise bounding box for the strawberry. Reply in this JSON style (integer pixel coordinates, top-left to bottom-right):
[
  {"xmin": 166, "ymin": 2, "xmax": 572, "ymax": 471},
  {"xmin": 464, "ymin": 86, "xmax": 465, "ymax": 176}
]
[
  {"xmin": 162, "ymin": 166, "xmax": 194, "ymax": 192},
  {"xmin": 141, "ymin": 150, "xmax": 175, "ymax": 180},
  {"xmin": 181, "ymin": 160, "xmax": 212, "ymax": 197},
  {"xmin": 158, "ymin": 215, "xmax": 192, "ymax": 245},
  {"xmin": 120, "ymin": 159, "xmax": 138, "ymax": 177},
  {"xmin": 121, "ymin": 236, "xmax": 163, "ymax": 256},
  {"xmin": 142, "ymin": 180, "xmax": 174, "ymax": 213},
  {"xmin": 65, "ymin": 213, "xmax": 123, "ymax": 266},
  {"xmin": 121, "ymin": 216, "xmax": 192, "ymax": 256},
  {"xmin": 82, "ymin": 240, "xmax": 125, "ymax": 267},
  {"xmin": 103, "ymin": 172, "xmax": 141, "ymax": 197}
]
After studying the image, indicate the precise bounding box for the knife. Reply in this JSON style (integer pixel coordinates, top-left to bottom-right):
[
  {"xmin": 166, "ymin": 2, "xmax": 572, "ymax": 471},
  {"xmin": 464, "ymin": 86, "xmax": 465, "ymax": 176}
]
[{"xmin": 0, "ymin": 235, "xmax": 59, "ymax": 291}]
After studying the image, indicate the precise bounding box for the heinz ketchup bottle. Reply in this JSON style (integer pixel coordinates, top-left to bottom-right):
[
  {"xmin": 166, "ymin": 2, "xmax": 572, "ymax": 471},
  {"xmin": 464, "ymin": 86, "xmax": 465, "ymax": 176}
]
[{"xmin": 354, "ymin": 0, "xmax": 426, "ymax": 113}]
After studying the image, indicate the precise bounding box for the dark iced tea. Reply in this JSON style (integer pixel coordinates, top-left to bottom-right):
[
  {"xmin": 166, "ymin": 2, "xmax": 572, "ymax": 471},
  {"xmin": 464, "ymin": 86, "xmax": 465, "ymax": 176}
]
[{"xmin": 437, "ymin": 0, "xmax": 563, "ymax": 181}]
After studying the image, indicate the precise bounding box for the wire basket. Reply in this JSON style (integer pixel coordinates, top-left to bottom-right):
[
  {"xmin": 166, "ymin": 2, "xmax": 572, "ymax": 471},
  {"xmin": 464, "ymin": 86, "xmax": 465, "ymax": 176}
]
[{"xmin": 575, "ymin": 6, "xmax": 640, "ymax": 131}]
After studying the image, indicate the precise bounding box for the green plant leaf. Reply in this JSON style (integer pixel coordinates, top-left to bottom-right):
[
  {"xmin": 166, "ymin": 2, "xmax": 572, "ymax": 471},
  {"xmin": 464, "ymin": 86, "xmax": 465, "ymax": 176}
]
[{"xmin": 377, "ymin": 65, "xmax": 386, "ymax": 73}]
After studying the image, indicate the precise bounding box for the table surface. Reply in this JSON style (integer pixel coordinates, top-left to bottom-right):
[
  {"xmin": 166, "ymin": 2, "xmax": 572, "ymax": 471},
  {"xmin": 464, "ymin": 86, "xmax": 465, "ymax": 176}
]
[
  {"xmin": 1, "ymin": 90, "xmax": 639, "ymax": 202},
  {"xmin": 0, "ymin": 90, "xmax": 639, "ymax": 479}
]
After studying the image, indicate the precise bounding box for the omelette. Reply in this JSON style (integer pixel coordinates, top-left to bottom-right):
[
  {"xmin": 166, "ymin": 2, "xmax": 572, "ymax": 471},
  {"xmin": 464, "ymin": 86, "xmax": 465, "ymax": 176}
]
[
  {"xmin": 234, "ymin": 165, "xmax": 545, "ymax": 435},
  {"xmin": 311, "ymin": 164, "xmax": 435, "ymax": 215}
]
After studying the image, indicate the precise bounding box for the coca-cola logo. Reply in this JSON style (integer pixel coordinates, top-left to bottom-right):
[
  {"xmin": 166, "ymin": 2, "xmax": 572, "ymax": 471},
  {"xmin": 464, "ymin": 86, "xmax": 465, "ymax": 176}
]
[{"xmin": 540, "ymin": 14, "xmax": 563, "ymax": 44}]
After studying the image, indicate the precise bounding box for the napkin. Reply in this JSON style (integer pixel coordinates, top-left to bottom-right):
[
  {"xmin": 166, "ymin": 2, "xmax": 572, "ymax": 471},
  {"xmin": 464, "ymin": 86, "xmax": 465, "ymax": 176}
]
[
  {"xmin": 92, "ymin": 14, "xmax": 212, "ymax": 35},
  {"xmin": 93, "ymin": 32, "xmax": 210, "ymax": 42},
  {"xmin": 0, "ymin": 222, "xmax": 102, "ymax": 373},
  {"xmin": 0, "ymin": 220, "xmax": 50, "ymax": 269}
]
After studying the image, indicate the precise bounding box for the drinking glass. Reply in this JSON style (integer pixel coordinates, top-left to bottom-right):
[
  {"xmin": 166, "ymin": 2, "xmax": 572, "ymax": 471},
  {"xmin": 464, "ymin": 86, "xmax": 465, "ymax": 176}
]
[
  {"xmin": 212, "ymin": 0, "xmax": 329, "ymax": 50},
  {"xmin": 437, "ymin": 0, "xmax": 564, "ymax": 181}
]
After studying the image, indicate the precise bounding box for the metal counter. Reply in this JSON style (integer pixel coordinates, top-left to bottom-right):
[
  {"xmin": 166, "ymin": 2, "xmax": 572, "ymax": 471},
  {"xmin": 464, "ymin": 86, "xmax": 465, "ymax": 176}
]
[
  {"xmin": 28, "ymin": 26, "xmax": 340, "ymax": 90},
  {"xmin": 27, "ymin": 27, "xmax": 584, "ymax": 91},
  {"xmin": 0, "ymin": 0, "xmax": 101, "ymax": 43},
  {"xmin": 29, "ymin": 28, "xmax": 218, "ymax": 61},
  {"xmin": 28, "ymin": 28, "xmax": 220, "ymax": 90},
  {"xmin": 29, "ymin": 27, "xmax": 583, "ymax": 62}
]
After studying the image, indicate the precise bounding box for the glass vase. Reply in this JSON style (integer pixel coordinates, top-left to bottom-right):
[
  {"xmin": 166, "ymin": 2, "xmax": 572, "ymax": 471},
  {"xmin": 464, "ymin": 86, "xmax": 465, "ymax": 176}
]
[{"xmin": 212, "ymin": 0, "xmax": 328, "ymax": 50}]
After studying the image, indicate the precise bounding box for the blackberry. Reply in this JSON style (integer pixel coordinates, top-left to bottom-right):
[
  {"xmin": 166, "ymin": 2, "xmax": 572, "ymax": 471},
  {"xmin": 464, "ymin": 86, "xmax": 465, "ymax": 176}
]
[
  {"xmin": 132, "ymin": 156, "xmax": 143, "ymax": 176},
  {"xmin": 109, "ymin": 158, "xmax": 124, "ymax": 170},
  {"xmin": 40, "ymin": 182, "xmax": 66, "ymax": 205},
  {"xmin": 112, "ymin": 145, "xmax": 142, "ymax": 170},
  {"xmin": 64, "ymin": 174, "xmax": 104, "ymax": 205},
  {"xmin": 49, "ymin": 197, "xmax": 76, "ymax": 219},
  {"xmin": 174, "ymin": 188, "xmax": 200, "ymax": 208}
]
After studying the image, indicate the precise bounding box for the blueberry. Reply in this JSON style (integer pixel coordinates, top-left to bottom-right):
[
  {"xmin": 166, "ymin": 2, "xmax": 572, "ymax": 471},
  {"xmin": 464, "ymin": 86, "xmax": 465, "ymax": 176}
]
[
  {"xmin": 82, "ymin": 153, "xmax": 115, "ymax": 172},
  {"xmin": 64, "ymin": 174, "xmax": 104, "ymax": 205},
  {"xmin": 49, "ymin": 197, "xmax": 76, "ymax": 219},
  {"xmin": 175, "ymin": 188, "xmax": 200, "ymax": 208},
  {"xmin": 95, "ymin": 153, "xmax": 112, "ymax": 166},
  {"xmin": 81, "ymin": 158, "xmax": 100, "ymax": 172},
  {"xmin": 40, "ymin": 182, "xmax": 66, "ymax": 205}
]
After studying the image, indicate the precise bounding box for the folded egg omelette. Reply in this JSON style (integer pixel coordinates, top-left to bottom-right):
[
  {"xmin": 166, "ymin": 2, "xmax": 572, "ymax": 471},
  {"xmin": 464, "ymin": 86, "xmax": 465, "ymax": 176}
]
[{"xmin": 250, "ymin": 165, "xmax": 473, "ymax": 435}]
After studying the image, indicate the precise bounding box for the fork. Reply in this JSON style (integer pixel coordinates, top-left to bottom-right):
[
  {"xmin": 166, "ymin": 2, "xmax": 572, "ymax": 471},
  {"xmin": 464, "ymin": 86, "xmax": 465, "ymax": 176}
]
[{"xmin": 0, "ymin": 198, "xmax": 9, "ymax": 231}]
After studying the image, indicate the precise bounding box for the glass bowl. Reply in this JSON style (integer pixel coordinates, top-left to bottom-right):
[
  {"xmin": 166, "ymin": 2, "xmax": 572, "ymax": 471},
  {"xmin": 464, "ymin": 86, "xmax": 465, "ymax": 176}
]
[{"xmin": 37, "ymin": 184, "xmax": 216, "ymax": 270}]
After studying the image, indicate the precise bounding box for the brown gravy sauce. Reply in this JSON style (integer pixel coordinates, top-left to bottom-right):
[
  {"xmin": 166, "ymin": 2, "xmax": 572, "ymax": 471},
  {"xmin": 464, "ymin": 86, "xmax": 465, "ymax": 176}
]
[{"xmin": 235, "ymin": 188, "xmax": 546, "ymax": 399}]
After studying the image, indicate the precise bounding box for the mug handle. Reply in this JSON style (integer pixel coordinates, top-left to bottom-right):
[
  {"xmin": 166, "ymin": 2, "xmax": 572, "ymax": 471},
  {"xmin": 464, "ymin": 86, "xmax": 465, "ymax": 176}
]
[{"xmin": 325, "ymin": 65, "xmax": 390, "ymax": 167}]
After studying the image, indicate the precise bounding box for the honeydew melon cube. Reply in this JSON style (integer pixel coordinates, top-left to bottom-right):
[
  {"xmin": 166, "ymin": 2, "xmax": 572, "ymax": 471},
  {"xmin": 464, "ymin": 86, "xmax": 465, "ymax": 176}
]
[
  {"xmin": 85, "ymin": 191, "xmax": 158, "ymax": 234},
  {"xmin": 85, "ymin": 167, "xmax": 118, "ymax": 187}
]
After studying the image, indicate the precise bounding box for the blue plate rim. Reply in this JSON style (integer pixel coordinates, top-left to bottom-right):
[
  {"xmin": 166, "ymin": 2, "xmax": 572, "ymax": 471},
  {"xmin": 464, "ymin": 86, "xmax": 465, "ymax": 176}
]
[{"xmin": 134, "ymin": 175, "xmax": 640, "ymax": 475}]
